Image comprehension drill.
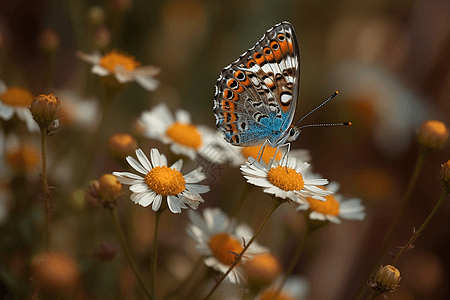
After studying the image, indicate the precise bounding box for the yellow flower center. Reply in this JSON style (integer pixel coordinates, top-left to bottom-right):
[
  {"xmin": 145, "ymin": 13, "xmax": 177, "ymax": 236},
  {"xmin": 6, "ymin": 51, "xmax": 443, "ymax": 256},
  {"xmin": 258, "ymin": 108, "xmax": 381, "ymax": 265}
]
[
  {"xmin": 99, "ymin": 50, "xmax": 141, "ymax": 72},
  {"xmin": 166, "ymin": 122, "xmax": 202, "ymax": 150},
  {"xmin": 144, "ymin": 166, "xmax": 186, "ymax": 196},
  {"xmin": 306, "ymin": 187, "xmax": 339, "ymax": 216},
  {"xmin": 267, "ymin": 165, "xmax": 304, "ymax": 191},
  {"xmin": 241, "ymin": 145, "xmax": 283, "ymax": 165},
  {"xmin": 1, "ymin": 87, "xmax": 33, "ymax": 107},
  {"xmin": 208, "ymin": 233, "xmax": 243, "ymax": 265},
  {"xmin": 260, "ymin": 290, "xmax": 292, "ymax": 300}
]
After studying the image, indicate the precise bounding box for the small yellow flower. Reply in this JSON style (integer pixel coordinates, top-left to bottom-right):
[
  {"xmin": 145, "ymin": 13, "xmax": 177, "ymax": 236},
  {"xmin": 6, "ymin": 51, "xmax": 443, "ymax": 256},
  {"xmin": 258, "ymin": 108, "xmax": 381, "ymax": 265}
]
[{"xmin": 98, "ymin": 174, "xmax": 122, "ymax": 201}]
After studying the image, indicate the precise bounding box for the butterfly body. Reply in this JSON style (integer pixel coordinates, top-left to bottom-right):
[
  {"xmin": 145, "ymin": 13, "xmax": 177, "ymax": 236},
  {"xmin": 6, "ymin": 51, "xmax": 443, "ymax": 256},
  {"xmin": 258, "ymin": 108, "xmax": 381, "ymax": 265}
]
[{"xmin": 213, "ymin": 21, "xmax": 301, "ymax": 147}]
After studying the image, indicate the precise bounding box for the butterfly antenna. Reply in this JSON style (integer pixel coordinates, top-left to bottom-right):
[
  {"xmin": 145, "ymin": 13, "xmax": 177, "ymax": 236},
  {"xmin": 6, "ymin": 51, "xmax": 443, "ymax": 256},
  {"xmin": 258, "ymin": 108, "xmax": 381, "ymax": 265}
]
[
  {"xmin": 295, "ymin": 91, "xmax": 339, "ymax": 127},
  {"xmin": 296, "ymin": 121, "xmax": 352, "ymax": 130}
]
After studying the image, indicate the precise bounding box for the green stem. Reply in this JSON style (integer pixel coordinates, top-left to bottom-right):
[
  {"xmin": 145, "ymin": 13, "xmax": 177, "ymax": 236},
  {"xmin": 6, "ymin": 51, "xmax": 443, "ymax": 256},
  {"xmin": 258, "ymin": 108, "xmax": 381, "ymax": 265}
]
[
  {"xmin": 151, "ymin": 210, "xmax": 163, "ymax": 300},
  {"xmin": 391, "ymin": 189, "xmax": 449, "ymax": 265},
  {"xmin": 203, "ymin": 198, "xmax": 283, "ymax": 300},
  {"xmin": 40, "ymin": 127, "xmax": 51, "ymax": 252},
  {"xmin": 109, "ymin": 207, "xmax": 152, "ymax": 300},
  {"xmin": 352, "ymin": 149, "xmax": 428, "ymax": 300},
  {"xmin": 367, "ymin": 291, "xmax": 381, "ymax": 300},
  {"xmin": 273, "ymin": 225, "xmax": 312, "ymax": 298}
]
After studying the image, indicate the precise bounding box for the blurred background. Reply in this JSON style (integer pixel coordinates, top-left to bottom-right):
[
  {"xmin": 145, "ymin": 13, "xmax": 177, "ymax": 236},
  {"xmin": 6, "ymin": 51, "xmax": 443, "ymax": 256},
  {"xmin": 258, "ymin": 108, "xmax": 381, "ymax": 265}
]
[{"xmin": 0, "ymin": 0, "xmax": 450, "ymax": 299}]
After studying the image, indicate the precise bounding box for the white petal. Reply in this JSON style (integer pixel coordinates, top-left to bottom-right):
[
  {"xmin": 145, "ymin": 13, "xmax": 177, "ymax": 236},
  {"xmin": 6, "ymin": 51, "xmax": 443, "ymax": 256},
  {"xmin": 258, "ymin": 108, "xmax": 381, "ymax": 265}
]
[
  {"xmin": 0, "ymin": 103, "xmax": 14, "ymax": 120},
  {"xmin": 138, "ymin": 192, "xmax": 157, "ymax": 207},
  {"xmin": 0, "ymin": 79, "xmax": 7, "ymax": 93},
  {"xmin": 175, "ymin": 109, "xmax": 191, "ymax": 123},
  {"xmin": 135, "ymin": 148, "xmax": 152, "ymax": 171},
  {"xmin": 327, "ymin": 215, "xmax": 341, "ymax": 224},
  {"xmin": 170, "ymin": 159, "xmax": 183, "ymax": 171},
  {"xmin": 309, "ymin": 211, "xmax": 327, "ymax": 221},
  {"xmin": 130, "ymin": 183, "xmax": 149, "ymax": 193},
  {"xmin": 184, "ymin": 168, "xmax": 206, "ymax": 183},
  {"xmin": 112, "ymin": 172, "xmax": 144, "ymax": 180},
  {"xmin": 150, "ymin": 148, "xmax": 163, "ymax": 167},
  {"xmin": 152, "ymin": 194, "xmax": 163, "ymax": 211},
  {"xmin": 135, "ymin": 76, "xmax": 159, "ymax": 91},
  {"xmin": 185, "ymin": 183, "xmax": 210, "ymax": 194},
  {"xmin": 126, "ymin": 156, "xmax": 148, "ymax": 175},
  {"xmin": 167, "ymin": 195, "xmax": 183, "ymax": 213},
  {"xmin": 91, "ymin": 64, "xmax": 110, "ymax": 76}
]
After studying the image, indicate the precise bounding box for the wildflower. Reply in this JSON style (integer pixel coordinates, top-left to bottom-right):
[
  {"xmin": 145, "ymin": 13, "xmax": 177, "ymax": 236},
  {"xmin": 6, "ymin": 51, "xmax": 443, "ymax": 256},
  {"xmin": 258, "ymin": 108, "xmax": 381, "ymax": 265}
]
[
  {"xmin": 56, "ymin": 89, "xmax": 99, "ymax": 128},
  {"xmin": 0, "ymin": 80, "xmax": 39, "ymax": 132},
  {"xmin": 113, "ymin": 148, "xmax": 209, "ymax": 213},
  {"xmin": 6, "ymin": 143, "xmax": 40, "ymax": 172},
  {"xmin": 244, "ymin": 253, "xmax": 282, "ymax": 292},
  {"xmin": 30, "ymin": 93, "xmax": 61, "ymax": 128},
  {"xmin": 367, "ymin": 265, "xmax": 401, "ymax": 294},
  {"xmin": 417, "ymin": 120, "xmax": 449, "ymax": 150},
  {"xmin": 139, "ymin": 103, "xmax": 224, "ymax": 162},
  {"xmin": 186, "ymin": 207, "xmax": 268, "ymax": 284},
  {"xmin": 98, "ymin": 174, "xmax": 122, "ymax": 201},
  {"xmin": 257, "ymin": 276, "xmax": 310, "ymax": 300},
  {"xmin": 77, "ymin": 50, "xmax": 160, "ymax": 91},
  {"xmin": 240, "ymin": 156, "xmax": 331, "ymax": 203},
  {"xmin": 108, "ymin": 133, "xmax": 138, "ymax": 161},
  {"xmin": 296, "ymin": 181, "xmax": 366, "ymax": 224}
]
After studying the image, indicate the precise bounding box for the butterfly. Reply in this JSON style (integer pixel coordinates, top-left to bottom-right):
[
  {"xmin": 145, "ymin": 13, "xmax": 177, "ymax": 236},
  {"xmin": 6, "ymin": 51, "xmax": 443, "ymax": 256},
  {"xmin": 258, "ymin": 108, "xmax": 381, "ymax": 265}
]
[{"xmin": 213, "ymin": 21, "xmax": 302, "ymax": 149}]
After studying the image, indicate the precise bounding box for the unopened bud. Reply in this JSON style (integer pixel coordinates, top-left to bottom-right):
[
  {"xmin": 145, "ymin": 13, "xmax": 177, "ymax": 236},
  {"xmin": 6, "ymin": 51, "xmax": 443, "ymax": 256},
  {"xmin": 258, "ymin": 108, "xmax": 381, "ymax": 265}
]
[
  {"xmin": 93, "ymin": 26, "xmax": 111, "ymax": 50},
  {"xmin": 98, "ymin": 174, "xmax": 122, "ymax": 202},
  {"xmin": 88, "ymin": 6, "xmax": 106, "ymax": 27},
  {"xmin": 108, "ymin": 133, "xmax": 138, "ymax": 161},
  {"xmin": 30, "ymin": 94, "xmax": 61, "ymax": 128},
  {"xmin": 417, "ymin": 120, "xmax": 449, "ymax": 150},
  {"xmin": 368, "ymin": 265, "xmax": 401, "ymax": 294},
  {"xmin": 244, "ymin": 253, "xmax": 282, "ymax": 292}
]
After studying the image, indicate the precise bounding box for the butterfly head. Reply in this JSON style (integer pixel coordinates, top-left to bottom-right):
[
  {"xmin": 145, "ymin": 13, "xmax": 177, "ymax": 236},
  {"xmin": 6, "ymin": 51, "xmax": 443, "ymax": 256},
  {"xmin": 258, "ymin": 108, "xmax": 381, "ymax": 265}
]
[{"xmin": 287, "ymin": 127, "xmax": 301, "ymax": 142}]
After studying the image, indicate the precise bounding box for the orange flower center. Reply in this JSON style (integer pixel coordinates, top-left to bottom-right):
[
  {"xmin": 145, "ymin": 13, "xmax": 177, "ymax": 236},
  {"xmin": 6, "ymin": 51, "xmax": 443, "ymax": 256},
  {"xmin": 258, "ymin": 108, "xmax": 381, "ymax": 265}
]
[
  {"xmin": 208, "ymin": 233, "xmax": 243, "ymax": 265},
  {"xmin": 267, "ymin": 165, "xmax": 304, "ymax": 191},
  {"xmin": 6, "ymin": 145, "xmax": 40, "ymax": 170},
  {"xmin": 144, "ymin": 166, "xmax": 186, "ymax": 196},
  {"xmin": 166, "ymin": 122, "xmax": 202, "ymax": 150},
  {"xmin": 241, "ymin": 145, "xmax": 283, "ymax": 164},
  {"xmin": 99, "ymin": 50, "xmax": 141, "ymax": 72},
  {"xmin": 306, "ymin": 187, "xmax": 340, "ymax": 216},
  {"xmin": 260, "ymin": 290, "xmax": 292, "ymax": 300},
  {"xmin": 1, "ymin": 87, "xmax": 33, "ymax": 107}
]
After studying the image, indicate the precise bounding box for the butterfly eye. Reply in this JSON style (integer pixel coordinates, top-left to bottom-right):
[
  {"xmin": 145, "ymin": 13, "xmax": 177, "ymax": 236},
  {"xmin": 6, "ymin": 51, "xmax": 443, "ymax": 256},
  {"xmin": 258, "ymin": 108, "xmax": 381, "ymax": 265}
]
[
  {"xmin": 289, "ymin": 128, "xmax": 296, "ymax": 136},
  {"xmin": 277, "ymin": 34, "xmax": 285, "ymax": 41},
  {"xmin": 271, "ymin": 43, "xmax": 279, "ymax": 50},
  {"xmin": 235, "ymin": 71, "xmax": 245, "ymax": 81},
  {"xmin": 264, "ymin": 48, "xmax": 271, "ymax": 55}
]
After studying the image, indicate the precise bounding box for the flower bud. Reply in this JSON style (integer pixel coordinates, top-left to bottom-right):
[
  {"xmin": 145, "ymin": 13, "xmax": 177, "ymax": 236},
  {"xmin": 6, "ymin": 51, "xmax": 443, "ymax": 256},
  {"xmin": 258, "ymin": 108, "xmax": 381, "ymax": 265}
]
[
  {"xmin": 98, "ymin": 174, "xmax": 122, "ymax": 202},
  {"xmin": 417, "ymin": 120, "xmax": 449, "ymax": 150},
  {"xmin": 93, "ymin": 26, "xmax": 111, "ymax": 50},
  {"xmin": 108, "ymin": 133, "xmax": 138, "ymax": 161},
  {"xmin": 39, "ymin": 28, "xmax": 59, "ymax": 53},
  {"xmin": 244, "ymin": 253, "xmax": 282, "ymax": 292},
  {"xmin": 440, "ymin": 160, "xmax": 450, "ymax": 193},
  {"xmin": 93, "ymin": 241, "xmax": 118, "ymax": 261},
  {"xmin": 30, "ymin": 94, "xmax": 61, "ymax": 128},
  {"xmin": 367, "ymin": 265, "xmax": 401, "ymax": 294},
  {"xmin": 87, "ymin": 5, "xmax": 106, "ymax": 27}
]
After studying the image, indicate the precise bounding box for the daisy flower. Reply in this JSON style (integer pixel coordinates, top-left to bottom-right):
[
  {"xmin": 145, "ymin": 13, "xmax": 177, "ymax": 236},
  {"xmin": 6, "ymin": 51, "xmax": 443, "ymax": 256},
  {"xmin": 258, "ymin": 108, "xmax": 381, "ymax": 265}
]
[
  {"xmin": 113, "ymin": 148, "xmax": 209, "ymax": 213},
  {"xmin": 0, "ymin": 80, "xmax": 39, "ymax": 132},
  {"xmin": 257, "ymin": 276, "xmax": 310, "ymax": 300},
  {"xmin": 240, "ymin": 156, "xmax": 331, "ymax": 203},
  {"xmin": 296, "ymin": 181, "xmax": 366, "ymax": 224},
  {"xmin": 186, "ymin": 207, "xmax": 268, "ymax": 284},
  {"xmin": 77, "ymin": 50, "xmax": 160, "ymax": 91},
  {"xmin": 139, "ymin": 103, "xmax": 224, "ymax": 163}
]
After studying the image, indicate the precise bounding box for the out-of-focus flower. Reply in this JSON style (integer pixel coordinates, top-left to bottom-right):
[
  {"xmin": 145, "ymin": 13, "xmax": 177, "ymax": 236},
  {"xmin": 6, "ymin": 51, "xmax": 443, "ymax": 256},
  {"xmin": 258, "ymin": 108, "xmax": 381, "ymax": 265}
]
[
  {"xmin": 93, "ymin": 26, "xmax": 111, "ymax": 50},
  {"xmin": 186, "ymin": 207, "xmax": 268, "ymax": 284},
  {"xmin": 88, "ymin": 5, "xmax": 106, "ymax": 28},
  {"xmin": 417, "ymin": 120, "xmax": 448, "ymax": 151},
  {"xmin": 257, "ymin": 276, "xmax": 310, "ymax": 300},
  {"xmin": 0, "ymin": 80, "xmax": 39, "ymax": 132},
  {"xmin": 56, "ymin": 90, "xmax": 99, "ymax": 129},
  {"xmin": 108, "ymin": 133, "xmax": 138, "ymax": 161},
  {"xmin": 139, "ymin": 103, "xmax": 225, "ymax": 163},
  {"xmin": 31, "ymin": 252, "xmax": 79, "ymax": 295},
  {"xmin": 244, "ymin": 253, "xmax": 282, "ymax": 292},
  {"xmin": 367, "ymin": 265, "xmax": 401, "ymax": 295},
  {"xmin": 296, "ymin": 181, "xmax": 366, "ymax": 224},
  {"xmin": 39, "ymin": 28, "xmax": 59, "ymax": 53},
  {"xmin": 77, "ymin": 50, "xmax": 160, "ymax": 91},
  {"xmin": 240, "ymin": 145, "xmax": 310, "ymax": 166},
  {"xmin": 30, "ymin": 93, "xmax": 61, "ymax": 129},
  {"xmin": 98, "ymin": 174, "xmax": 122, "ymax": 201},
  {"xmin": 113, "ymin": 148, "xmax": 209, "ymax": 213},
  {"xmin": 6, "ymin": 144, "xmax": 40, "ymax": 172},
  {"xmin": 112, "ymin": 0, "xmax": 133, "ymax": 12},
  {"xmin": 240, "ymin": 156, "xmax": 331, "ymax": 203}
]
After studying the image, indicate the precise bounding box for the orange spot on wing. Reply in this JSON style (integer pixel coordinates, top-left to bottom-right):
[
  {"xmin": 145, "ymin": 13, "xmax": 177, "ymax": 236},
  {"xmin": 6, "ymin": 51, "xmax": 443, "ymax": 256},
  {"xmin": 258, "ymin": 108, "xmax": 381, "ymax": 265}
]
[
  {"xmin": 253, "ymin": 52, "xmax": 265, "ymax": 65},
  {"xmin": 270, "ymin": 41, "xmax": 283, "ymax": 60},
  {"xmin": 221, "ymin": 100, "xmax": 236, "ymax": 112},
  {"xmin": 263, "ymin": 47, "xmax": 274, "ymax": 61}
]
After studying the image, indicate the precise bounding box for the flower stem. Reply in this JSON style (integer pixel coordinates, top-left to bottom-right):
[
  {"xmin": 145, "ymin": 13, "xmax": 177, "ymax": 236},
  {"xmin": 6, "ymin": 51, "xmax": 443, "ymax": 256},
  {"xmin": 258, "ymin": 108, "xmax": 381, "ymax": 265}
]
[
  {"xmin": 273, "ymin": 225, "xmax": 312, "ymax": 298},
  {"xmin": 352, "ymin": 149, "xmax": 428, "ymax": 300},
  {"xmin": 391, "ymin": 189, "xmax": 449, "ymax": 265},
  {"xmin": 109, "ymin": 207, "xmax": 152, "ymax": 300},
  {"xmin": 151, "ymin": 210, "xmax": 163, "ymax": 300},
  {"xmin": 203, "ymin": 198, "xmax": 283, "ymax": 300},
  {"xmin": 40, "ymin": 127, "xmax": 51, "ymax": 252},
  {"xmin": 230, "ymin": 183, "xmax": 251, "ymax": 218},
  {"xmin": 367, "ymin": 291, "xmax": 381, "ymax": 300}
]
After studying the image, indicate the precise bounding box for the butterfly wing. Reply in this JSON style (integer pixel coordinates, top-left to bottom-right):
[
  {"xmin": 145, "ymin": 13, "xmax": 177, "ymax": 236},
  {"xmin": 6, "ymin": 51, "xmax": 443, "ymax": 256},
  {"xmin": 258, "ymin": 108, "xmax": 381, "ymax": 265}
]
[{"xmin": 213, "ymin": 21, "xmax": 300, "ymax": 146}]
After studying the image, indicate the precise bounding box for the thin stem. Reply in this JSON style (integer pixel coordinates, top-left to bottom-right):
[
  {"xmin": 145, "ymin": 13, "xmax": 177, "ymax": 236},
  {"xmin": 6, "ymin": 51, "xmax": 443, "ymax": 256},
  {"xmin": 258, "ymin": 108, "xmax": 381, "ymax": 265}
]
[
  {"xmin": 230, "ymin": 183, "xmax": 251, "ymax": 218},
  {"xmin": 273, "ymin": 225, "xmax": 312, "ymax": 298},
  {"xmin": 151, "ymin": 210, "xmax": 163, "ymax": 300},
  {"xmin": 352, "ymin": 149, "xmax": 429, "ymax": 300},
  {"xmin": 391, "ymin": 189, "xmax": 449, "ymax": 265},
  {"xmin": 40, "ymin": 127, "xmax": 51, "ymax": 252},
  {"xmin": 367, "ymin": 291, "xmax": 381, "ymax": 300},
  {"xmin": 109, "ymin": 207, "xmax": 152, "ymax": 300},
  {"xmin": 203, "ymin": 198, "xmax": 283, "ymax": 300}
]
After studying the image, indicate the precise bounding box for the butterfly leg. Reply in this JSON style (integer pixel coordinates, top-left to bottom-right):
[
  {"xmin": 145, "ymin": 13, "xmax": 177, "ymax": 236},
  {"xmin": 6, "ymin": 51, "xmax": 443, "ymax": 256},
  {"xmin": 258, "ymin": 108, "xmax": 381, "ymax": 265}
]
[{"xmin": 255, "ymin": 139, "xmax": 270, "ymax": 163}]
